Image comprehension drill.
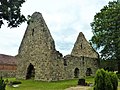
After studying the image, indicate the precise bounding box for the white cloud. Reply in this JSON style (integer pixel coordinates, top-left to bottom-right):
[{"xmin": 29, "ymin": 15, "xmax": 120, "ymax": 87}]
[{"xmin": 0, "ymin": 0, "xmax": 116, "ymax": 56}]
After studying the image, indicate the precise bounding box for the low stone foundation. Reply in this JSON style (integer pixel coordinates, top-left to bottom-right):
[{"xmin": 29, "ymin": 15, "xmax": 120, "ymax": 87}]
[{"xmin": 0, "ymin": 70, "xmax": 16, "ymax": 78}]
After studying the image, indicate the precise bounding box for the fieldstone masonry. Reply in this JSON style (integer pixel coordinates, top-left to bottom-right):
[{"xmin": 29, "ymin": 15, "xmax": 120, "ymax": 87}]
[
  {"xmin": 16, "ymin": 12, "xmax": 99, "ymax": 81},
  {"xmin": 71, "ymin": 32, "xmax": 98, "ymax": 58}
]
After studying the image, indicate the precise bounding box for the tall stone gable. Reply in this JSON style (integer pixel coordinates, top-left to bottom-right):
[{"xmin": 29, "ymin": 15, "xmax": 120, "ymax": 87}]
[
  {"xmin": 71, "ymin": 32, "xmax": 98, "ymax": 58},
  {"xmin": 16, "ymin": 12, "xmax": 64, "ymax": 81},
  {"xmin": 16, "ymin": 12, "xmax": 99, "ymax": 81}
]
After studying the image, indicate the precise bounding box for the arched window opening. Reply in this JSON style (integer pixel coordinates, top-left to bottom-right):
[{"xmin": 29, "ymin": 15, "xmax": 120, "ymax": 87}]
[
  {"xmin": 86, "ymin": 68, "xmax": 92, "ymax": 76},
  {"xmin": 81, "ymin": 44, "xmax": 82, "ymax": 49},
  {"xmin": 32, "ymin": 29, "xmax": 34, "ymax": 36},
  {"xmin": 64, "ymin": 59, "xmax": 67, "ymax": 66},
  {"xmin": 74, "ymin": 68, "xmax": 79, "ymax": 78}
]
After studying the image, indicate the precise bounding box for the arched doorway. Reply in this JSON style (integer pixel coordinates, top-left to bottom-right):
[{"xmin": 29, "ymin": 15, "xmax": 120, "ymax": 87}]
[
  {"xmin": 26, "ymin": 63, "xmax": 35, "ymax": 79},
  {"xmin": 74, "ymin": 68, "xmax": 79, "ymax": 78},
  {"xmin": 86, "ymin": 68, "xmax": 92, "ymax": 76}
]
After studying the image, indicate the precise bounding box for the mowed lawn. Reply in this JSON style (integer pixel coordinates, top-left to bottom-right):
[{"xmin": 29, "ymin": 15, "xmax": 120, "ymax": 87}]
[
  {"xmin": 6, "ymin": 78, "xmax": 78, "ymax": 90},
  {"xmin": 4, "ymin": 77, "xmax": 120, "ymax": 90}
]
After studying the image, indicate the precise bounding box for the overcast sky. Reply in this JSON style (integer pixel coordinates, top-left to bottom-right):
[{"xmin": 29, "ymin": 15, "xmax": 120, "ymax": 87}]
[{"xmin": 0, "ymin": 0, "xmax": 115, "ymax": 56}]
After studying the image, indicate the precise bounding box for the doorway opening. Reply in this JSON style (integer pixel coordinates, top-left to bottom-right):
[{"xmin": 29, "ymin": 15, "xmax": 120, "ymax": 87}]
[
  {"xmin": 26, "ymin": 63, "xmax": 35, "ymax": 79},
  {"xmin": 74, "ymin": 68, "xmax": 79, "ymax": 78}
]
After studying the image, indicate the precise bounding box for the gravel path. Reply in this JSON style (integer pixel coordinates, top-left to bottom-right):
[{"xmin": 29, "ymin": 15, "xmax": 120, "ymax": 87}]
[{"xmin": 65, "ymin": 86, "xmax": 91, "ymax": 90}]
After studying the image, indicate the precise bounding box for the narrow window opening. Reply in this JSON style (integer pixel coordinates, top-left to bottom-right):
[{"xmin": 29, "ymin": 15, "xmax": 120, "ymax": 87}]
[
  {"xmin": 32, "ymin": 29, "xmax": 34, "ymax": 36},
  {"xmin": 82, "ymin": 56, "xmax": 84, "ymax": 60},
  {"xmin": 82, "ymin": 56, "xmax": 84, "ymax": 65},
  {"xmin": 64, "ymin": 59, "xmax": 67, "ymax": 66},
  {"xmin": 81, "ymin": 44, "xmax": 82, "ymax": 49}
]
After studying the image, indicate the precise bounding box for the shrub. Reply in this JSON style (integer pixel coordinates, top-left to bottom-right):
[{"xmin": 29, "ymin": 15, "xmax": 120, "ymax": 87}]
[
  {"xmin": 94, "ymin": 69, "xmax": 113, "ymax": 90},
  {"xmin": 94, "ymin": 69, "xmax": 118, "ymax": 90},
  {"xmin": 109, "ymin": 72, "xmax": 118, "ymax": 90},
  {"xmin": 116, "ymin": 73, "xmax": 120, "ymax": 80},
  {"xmin": 0, "ymin": 77, "xmax": 6, "ymax": 90}
]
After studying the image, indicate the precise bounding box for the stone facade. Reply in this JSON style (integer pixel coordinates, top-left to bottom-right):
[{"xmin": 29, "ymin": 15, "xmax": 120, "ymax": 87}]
[
  {"xmin": 0, "ymin": 70, "xmax": 16, "ymax": 77},
  {"xmin": 71, "ymin": 32, "xmax": 98, "ymax": 58},
  {"xmin": 16, "ymin": 12, "xmax": 99, "ymax": 81}
]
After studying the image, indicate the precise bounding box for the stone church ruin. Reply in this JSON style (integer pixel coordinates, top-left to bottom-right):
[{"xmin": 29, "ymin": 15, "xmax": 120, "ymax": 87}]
[{"xmin": 16, "ymin": 12, "xmax": 99, "ymax": 81}]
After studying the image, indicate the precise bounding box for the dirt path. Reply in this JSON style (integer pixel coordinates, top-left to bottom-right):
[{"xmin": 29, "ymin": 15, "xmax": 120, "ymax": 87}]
[{"xmin": 65, "ymin": 86, "xmax": 91, "ymax": 90}]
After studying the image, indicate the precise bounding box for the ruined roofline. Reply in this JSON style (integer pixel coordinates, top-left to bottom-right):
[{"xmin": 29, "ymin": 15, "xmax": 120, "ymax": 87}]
[
  {"xmin": 18, "ymin": 12, "xmax": 98, "ymax": 59},
  {"xmin": 16, "ymin": 12, "xmax": 99, "ymax": 81},
  {"xmin": 33, "ymin": 12, "xmax": 42, "ymax": 15},
  {"xmin": 18, "ymin": 12, "xmax": 57, "ymax": 54},
  {"xmin": 71, "ymin": 32, "xmax": 99, "ymax": 58},
  {"xmin": 64, "ymin": 54, "xmax": 98, "ymax": 59},
  {"xmin": 79, "ymin": 32, "xmax": 85, "ymax": 38},
  {"xmin": 80, "ymin": 31, "xmax": 99, "ymax": 57}
]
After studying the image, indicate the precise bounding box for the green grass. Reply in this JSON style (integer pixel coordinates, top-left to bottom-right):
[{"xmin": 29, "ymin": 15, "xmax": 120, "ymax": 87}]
[
  {"xmin": 4, "ymin": 77, "xmax": 120, "ymax": 90},
  {"xmin": 5, "ymin": 78, "xmax": 78, "ymax": 90},
  {"xmin": 85, "ymin": 76, "xmax": 94, "ymax": 83}
]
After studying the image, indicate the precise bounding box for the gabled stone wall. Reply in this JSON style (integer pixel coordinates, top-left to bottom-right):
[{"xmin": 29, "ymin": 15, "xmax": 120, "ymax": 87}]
[
  {"xmin": 16, "ymin": 12, "xmax": 57, "ymax": 81},
  {"xmin": 71, "ymin": 32, "xmax": 98, "ymax": 58},
  {"xmin": 16, "ymin": 12, "xmax": 99, "ymax": 81},
  {"xmin": 63, "ymin": 55, "xmax": 98, "ymax": 79}
]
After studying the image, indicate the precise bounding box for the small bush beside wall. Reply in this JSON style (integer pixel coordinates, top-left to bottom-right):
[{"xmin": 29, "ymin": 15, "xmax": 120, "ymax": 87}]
[
  {"xmin": 94, "ymin": 69, "xmax": 118, "ymax": 90},
  {"xmin": 0, "ymin": 77, "xmax": 6, "ymax": 90}
]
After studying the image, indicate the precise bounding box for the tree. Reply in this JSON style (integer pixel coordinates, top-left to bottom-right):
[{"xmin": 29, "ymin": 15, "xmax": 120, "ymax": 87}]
[
  {"xmin": 90, "ymin": 1, "xmax": 120, "ymax": 73},
  {"xmin": 0, "ymin": 0, "xmax": 26, "ymax": 28}
]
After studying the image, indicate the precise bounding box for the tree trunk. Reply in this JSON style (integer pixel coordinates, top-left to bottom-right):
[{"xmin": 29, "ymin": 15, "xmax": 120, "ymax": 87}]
[{"xmin": 118, "ymin": 61, "xmax": 120, "ymax": 73}]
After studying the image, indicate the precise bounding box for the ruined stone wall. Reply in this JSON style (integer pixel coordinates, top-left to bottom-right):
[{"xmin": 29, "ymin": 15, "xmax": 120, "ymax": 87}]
[
  {"xmin": 0, "ymin": 70, "xmax": 16, "ymax": 77},
  {"xmin": 16, "ymin": 12, "xmax": 99, "ymax": 81},
  {"xmin": 84, "ymin": 57, "xmax": 98, "ymax": 75},
  {"xmin": 16, "ymin": 12, "xmax": 64, "ymax": 81},
  {"xmin": 63, "ymin": 55, "xmax": 83, "ymax": 79},
  {"xmin": 0, "ymin": 64, "xmax": 16, "ymax": 77},
  {"xmin": 63, "ymin": 55, "xmax": 98, "ymax": 79},
  {"xmin": 71, "ymin": 32, "xmax": 98, "ymax": 58},
  {"xmin": 49, "ymin": 57, "xmax": 65, "ymax": 81}
]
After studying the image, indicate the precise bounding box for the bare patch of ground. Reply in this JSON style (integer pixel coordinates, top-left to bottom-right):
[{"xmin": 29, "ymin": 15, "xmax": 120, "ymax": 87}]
[{"xmin": 65, "ymin": 86, "xmax": 91, "ymax": 90}]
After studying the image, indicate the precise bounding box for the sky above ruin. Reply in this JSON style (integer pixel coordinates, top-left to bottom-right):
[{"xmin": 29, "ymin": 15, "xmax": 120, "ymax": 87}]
[{"xmin": 0, "ymin": 0, "xmax": 116, "ymax": 56}]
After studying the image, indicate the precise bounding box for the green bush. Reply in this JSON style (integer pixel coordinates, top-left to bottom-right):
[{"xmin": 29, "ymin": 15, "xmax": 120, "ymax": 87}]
[
  {"xmin": 0, "ymin": 77, "xmax": 6, "ymax": 90},
  {"xmin": 109, "ymin": 72, "xmax": 118, "ymax": 90},
  {"xmin": 94, "ymin": 69, "xmax": 113, "ymax": 90},
  {"xmin": 94, "ymin": 69, "xmax": 118, "ymax": 90},
  {"xmin": 116, "ymin": 73, "xmax": 120, "ymax": 79}
]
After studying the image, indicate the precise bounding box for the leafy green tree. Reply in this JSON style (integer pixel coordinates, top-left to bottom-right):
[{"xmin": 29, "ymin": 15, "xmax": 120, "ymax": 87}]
[
  {"xmin": 0, "ymin": 0, "xmax": 26, "ymax": 28},
  {"xmin": 90, "ymin": 1, "xmax": 120, "ymax": 73}
]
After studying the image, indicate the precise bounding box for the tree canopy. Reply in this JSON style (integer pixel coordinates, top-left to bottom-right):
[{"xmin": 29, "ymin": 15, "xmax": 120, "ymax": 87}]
[
  {"xmin": 90, "ymin": 1, "xmax": 120, "ymax": 72},
  {"xmin": 0, "ymin": 0, "xmax": 26, "ymax": 28}
]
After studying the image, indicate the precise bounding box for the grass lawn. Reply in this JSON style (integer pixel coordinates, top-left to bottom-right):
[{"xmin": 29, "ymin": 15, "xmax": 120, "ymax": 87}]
[
  {"xmin": 4, "ymin": 77, "xmax": 120, "ymax": 90},
  {"xmin": 6, "ymin": 78, "xmax": 78, "ymax": 90}
]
